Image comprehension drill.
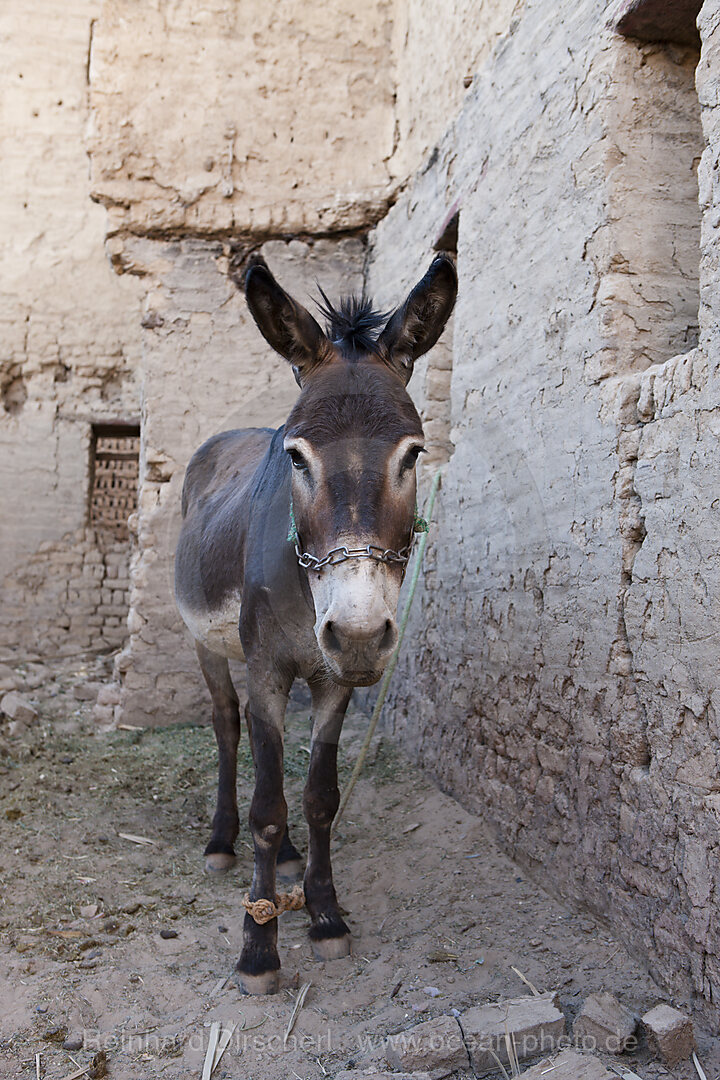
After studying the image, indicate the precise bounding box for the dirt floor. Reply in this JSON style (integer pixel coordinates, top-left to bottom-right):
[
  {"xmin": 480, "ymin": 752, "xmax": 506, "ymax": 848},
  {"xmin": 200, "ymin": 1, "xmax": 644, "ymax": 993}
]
[{"xmin": 1, "ymin": 654, "xmax": 719, "ymax": 1080}]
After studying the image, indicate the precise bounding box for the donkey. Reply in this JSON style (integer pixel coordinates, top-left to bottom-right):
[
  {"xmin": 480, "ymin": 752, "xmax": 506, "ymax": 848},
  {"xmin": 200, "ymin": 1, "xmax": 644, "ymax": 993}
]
[{"xmin": 174, "ymin": 251, "xmax": 457, "ymax": 994}]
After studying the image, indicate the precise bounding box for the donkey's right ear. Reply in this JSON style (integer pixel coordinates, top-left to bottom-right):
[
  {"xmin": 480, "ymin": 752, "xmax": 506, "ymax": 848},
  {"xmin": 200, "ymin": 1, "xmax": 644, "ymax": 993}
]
[
  {"xmin": 377, "ymin": 253, "xmax": 457, "ymax": 385},
  {"xmin": 240, "ymin": 256, "xmax": 331, "ymax": 385}
]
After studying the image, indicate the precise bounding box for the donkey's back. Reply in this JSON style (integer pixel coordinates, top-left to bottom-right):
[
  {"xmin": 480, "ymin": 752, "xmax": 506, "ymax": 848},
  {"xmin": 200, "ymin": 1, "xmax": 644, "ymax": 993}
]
[{"xmin": 180, "ymin": 427, "xmax": 273, "ymax": 519}]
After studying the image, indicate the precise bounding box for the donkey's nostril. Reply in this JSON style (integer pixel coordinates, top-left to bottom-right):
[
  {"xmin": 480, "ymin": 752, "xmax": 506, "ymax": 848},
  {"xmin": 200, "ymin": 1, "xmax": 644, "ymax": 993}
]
[
  {"xmin": 380, "ymin": 619, "xmax": 396, "ymax": 654},
  {"xmin": 321, "ymin": 620, "xmax": 343, "ymax": 656}
]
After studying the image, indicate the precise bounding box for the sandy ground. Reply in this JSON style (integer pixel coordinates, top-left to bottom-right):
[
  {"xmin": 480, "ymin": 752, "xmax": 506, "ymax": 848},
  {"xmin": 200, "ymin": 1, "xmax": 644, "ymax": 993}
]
[{"xmin": 1, "ymin": 654, "xmax": 718, "ymax": 1080}]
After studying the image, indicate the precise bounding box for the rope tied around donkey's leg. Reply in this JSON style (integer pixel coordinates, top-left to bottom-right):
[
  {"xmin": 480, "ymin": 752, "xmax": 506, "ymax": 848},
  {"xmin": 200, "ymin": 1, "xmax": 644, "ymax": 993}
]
[
  {"xmin": 242, "ymin": 883, "xmax": 306, "ymax": 925},
  {"xmin": 333, "ymin": 467, "xmax": 444, "ymax": 832}
]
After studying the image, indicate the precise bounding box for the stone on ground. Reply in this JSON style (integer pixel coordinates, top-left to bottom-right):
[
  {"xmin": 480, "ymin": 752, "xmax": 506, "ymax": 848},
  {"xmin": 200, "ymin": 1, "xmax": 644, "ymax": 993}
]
[
  {"xmin": 22, "ymin": 664, "xmax": 50, "ymax": 689},
  {"xmin": 92, "ymin": 705, "xmax": 115, "ymax": 727},
  {"xmin": 385, "ymin": 1014, "xmax": 469, "ymax": 1078},
  {"xmin": 92, "ymin": 682, "xmax": 123, "ymax": 727},
  {"xmin": 0, "ymin": 663, "xmax": 20, "ymax": 692},
  {"xmin": 459, "ymin": 991, "xmax": 566, "ymax": 1075},
  {"xmin": 73, "ymin": 682, "xmax": 104, "ymax": 702},
  {"xmin": 642, "ymin": 1003, "xmax": 694, "ymax": 1066},
  {"xmin": 0, "ymin": 690, "xmax": 38, "ymax": 725},
  {"xmin": 518, "ymin": 1048, "xmax": 618, "ymax": 1077},
  {"xmin": 572, "ymin": 990, "xmax": 637, "ymax": 1053},
  {"xmin": 96, "ymin": 682, "xmax": 122, "ymax": 707}
]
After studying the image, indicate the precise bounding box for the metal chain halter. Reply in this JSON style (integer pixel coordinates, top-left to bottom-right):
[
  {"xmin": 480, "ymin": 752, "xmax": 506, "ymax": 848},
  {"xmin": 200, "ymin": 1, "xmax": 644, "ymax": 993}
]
[{"xmin": 287, "ymin": 498, "xmax": 428, "ymax": 574}]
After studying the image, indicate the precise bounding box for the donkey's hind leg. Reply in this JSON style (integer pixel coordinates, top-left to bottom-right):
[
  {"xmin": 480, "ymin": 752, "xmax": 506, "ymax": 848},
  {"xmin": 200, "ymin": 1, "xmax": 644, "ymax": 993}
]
[
  {"xmin": 196, "ymin": 642, "xmax": 241, "ymax": 874},
  {"xmin": 277, "ymin": 825, "xmax": 304, "ymax": 883}
]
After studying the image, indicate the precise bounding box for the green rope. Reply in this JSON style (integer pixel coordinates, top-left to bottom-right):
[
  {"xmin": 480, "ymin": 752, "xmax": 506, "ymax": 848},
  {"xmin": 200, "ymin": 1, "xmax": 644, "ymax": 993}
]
[
  {"xmin": 334, "ymin": 467, "xmax": 443, "ymax": 831},
  {"xmin": 413, "ymin": 504, "xmax": 429, "ymax": 533}
]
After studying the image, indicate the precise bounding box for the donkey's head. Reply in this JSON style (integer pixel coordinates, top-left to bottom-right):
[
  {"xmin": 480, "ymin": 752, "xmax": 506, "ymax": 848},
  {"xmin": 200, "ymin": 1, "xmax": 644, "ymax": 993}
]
[{"xmin": 242, "ymin": 253, "xmax": 457, "ymax": 686}]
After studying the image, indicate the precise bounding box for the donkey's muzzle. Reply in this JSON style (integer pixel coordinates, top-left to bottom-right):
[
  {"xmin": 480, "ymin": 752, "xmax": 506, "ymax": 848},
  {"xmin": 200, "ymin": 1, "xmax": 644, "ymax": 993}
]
[{"xmin": 318, "ymin": 614, "xmax": 398, "ymax": 685}]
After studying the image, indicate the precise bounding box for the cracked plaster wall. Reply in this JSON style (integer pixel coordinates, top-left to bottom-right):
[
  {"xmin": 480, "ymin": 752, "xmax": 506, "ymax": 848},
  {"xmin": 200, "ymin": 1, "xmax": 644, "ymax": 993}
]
[
  {"xmin": 586, "ymin": 38, "xmax": 702, "ymax": 379},
  {"xmin": 614, "ymin": 1, "xmax": 720, "ymax": 1008},
  {"xmin": 366, "ymin": 0, "xmax": 720, "ymax": 1016},
  {"xmin": 389, "ymin": 0, "xmax": 523, "ymax": 181}
]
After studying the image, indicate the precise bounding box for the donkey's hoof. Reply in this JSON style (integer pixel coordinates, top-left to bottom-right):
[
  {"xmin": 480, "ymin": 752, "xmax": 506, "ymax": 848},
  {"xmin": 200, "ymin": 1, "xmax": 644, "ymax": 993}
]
[
  {"xmin": 204, "ymin": 851, "xmax": 236, "ymax": 874},
  {"xmin": 234, "ymin": 968, "xmax": 280, "ymax": 995},
  {"xmin": 311, "ymin": 934, "xmax": 352, "ymax": 961},
  {"xmin": 276, "ymin": 857, "xmax": 304, "ymax": 884}
]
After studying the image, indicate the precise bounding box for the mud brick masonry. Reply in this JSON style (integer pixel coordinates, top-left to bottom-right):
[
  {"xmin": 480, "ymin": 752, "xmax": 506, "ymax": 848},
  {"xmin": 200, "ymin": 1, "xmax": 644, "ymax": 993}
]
[{"xmin": 2, "ymin": 0, "xmax": 720, "ymax": 1019}]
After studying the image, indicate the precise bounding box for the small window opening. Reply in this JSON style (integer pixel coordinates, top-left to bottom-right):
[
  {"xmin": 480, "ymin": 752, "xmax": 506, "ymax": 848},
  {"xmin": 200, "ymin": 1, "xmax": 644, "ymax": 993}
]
[
  {"xmin": 604, "ymin": 2, "xmax": 703, "ymax": 373},
  {"xmin": 90, "ymin": 423, "xmax": 140, "ymax": 542},
  {"xmin": 615, "ymin": 0, "xmax": 702, "ymax": 49}
]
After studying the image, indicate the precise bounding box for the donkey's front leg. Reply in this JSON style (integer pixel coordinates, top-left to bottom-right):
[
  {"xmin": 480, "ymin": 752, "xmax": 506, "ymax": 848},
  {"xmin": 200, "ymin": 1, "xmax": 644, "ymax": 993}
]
[
  {"xmin": 304, "ymin": 679, "xmax": 353, "ymax": 960},
  {"xmin": 236, "ymin": 679, "xmax": 290, "ymax": 995}
]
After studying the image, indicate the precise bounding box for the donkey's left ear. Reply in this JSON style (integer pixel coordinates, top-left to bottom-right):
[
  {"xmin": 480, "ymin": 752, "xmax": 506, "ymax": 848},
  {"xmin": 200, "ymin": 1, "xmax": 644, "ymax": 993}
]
[{"xmin": 378, "ymin": 253, "xmax": 457, "ymax": 385}]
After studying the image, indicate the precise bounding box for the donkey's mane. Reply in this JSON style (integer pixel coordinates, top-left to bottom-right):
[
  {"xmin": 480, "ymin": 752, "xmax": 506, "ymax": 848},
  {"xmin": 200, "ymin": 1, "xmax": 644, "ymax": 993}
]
[{"xmin": 315, "ymin": 288, "xmax": 389, "ymax": 357}]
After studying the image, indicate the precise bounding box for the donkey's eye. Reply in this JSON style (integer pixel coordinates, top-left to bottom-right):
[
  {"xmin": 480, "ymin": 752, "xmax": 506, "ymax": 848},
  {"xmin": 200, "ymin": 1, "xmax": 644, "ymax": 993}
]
[
  {"xmin": 288, "ymin": 448, "xmax": 308, "ymax": 472},
  {"xmin": 400, "ymin": 445, "xmax": 424, "ymax": 474}
]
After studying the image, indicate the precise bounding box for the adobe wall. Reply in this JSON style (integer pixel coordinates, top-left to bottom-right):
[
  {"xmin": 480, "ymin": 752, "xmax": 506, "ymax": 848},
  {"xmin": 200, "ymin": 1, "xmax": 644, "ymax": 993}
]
[
  {"xmin": 87, "ymin": 0, "xmax": 396, "ymax": 238},
  {"xmin": 2, "ymin": 531, "xmax": 131, "ymax": 658},
  {"xmin": 0, "ymin": 2, "xmax": 143, "ymax": 659},
  {"xmin": 367, "ymin": 0, "xmax": 719, "ymax": 1015}
]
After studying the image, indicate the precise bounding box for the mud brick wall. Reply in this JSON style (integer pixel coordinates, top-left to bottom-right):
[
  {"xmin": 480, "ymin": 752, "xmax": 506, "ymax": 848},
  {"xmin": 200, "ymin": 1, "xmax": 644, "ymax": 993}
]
[
  {"xmin": 390, "ymin": 0, "xmax": 520, "ymax": 181},
  {"xmin": 367, "ymin": 0, "xmax": 720, "ymax": 1019},
  {"xmin": 1, "ymin": 529, "xmax": 130, "ymax": 657},
  {"xmin": 90, "ymin": 430, "xmax": 140, "ymax": 542}
]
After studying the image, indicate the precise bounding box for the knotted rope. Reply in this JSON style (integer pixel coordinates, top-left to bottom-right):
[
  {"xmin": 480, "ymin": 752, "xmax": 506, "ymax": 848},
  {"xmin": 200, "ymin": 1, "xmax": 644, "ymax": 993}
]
[{"xmin": 242, "ymin": 883, "xmax": 305, "ymax": 925}]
